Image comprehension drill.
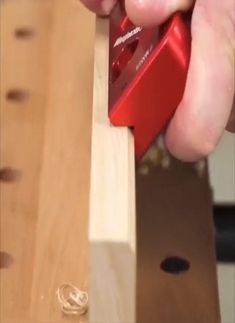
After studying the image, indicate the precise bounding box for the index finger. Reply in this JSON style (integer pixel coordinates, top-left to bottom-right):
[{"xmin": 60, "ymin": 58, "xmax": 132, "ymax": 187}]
[{"xmin": 165, "ymin": 0, "xmax": 235, "ymax": 161}]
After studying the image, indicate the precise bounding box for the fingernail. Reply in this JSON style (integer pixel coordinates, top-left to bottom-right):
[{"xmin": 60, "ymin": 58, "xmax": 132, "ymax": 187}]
[
  {"xmin": 125, "ymin": 0, "xmax": 169, "ymax": 27},
  {"xmin": 101, "ymin": 0, "xmax": 117, "ymax": 15}
]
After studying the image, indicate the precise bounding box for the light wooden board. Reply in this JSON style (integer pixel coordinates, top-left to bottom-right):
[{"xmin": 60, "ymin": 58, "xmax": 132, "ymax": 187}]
[
  {"xmin": 89, "ymin": 17, "xmax": 220, "ymax": 323},
  {"xmin": 0, "ymin": 0, "xmax": 94, "ymax": 322},
  {"xmin": 89, "ymin": 18, "xmax": 136, "ymax": 323},
  {"xmin": 89, "ymin": 20, "xmax": 220, "ymax": 323},
  {"xmin": 218, "ymin": 264, "xmax": 235, "ymax": 323},
  {"xmin": 209, "ymin": 131, "xmax": 235, "ymax": 204}
]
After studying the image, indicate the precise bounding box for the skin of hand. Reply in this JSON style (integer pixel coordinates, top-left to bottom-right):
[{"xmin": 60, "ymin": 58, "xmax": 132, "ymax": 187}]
[{"xmin": 81, "ymin": 0, "xmax": 235, "ymax": 161}]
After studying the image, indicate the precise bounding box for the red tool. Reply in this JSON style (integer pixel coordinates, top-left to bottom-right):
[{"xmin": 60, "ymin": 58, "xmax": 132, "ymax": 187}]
[{"xmin": 108, "ymin": 2, "xmax": 191, "ymax": 158}]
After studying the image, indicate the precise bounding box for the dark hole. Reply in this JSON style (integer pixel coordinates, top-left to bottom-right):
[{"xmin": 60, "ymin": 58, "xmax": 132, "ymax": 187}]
[
  {"xmin": 14, "ymin": 27, "xmax": 34, "ymax": 38},
  {"xmin": 121, "ymin": 81, "xmax": 128, "ymax": 91},
  {"xmin": 0, "ymin": 252, "xmax": 14, "ymax": 269},
  {"xmin": 0, "ymin": 167, "xmax": 22, "ymax": 182},
  {"xmin": 6, "ymin": 89, "xmax": 29, "ymax": 102},
  {"xmin": 160, "ymin": 256, "xmax": 190, "ymax": 274},
  {"xmin": 112, "ymin": 38, "xmax": 139, "ymax": 83},
  {"xmin": 112, "ymin": 67, "xmax": 121, "ymax": 84},
  {"xmin": 127, "ymin": 38, "xmax": 138, "ymax": 53}
]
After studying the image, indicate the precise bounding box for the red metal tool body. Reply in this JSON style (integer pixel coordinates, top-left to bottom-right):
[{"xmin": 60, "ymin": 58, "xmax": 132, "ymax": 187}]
[{"xmin": 108, "ymin": 3, "xmax": 191, "ymax": 158}]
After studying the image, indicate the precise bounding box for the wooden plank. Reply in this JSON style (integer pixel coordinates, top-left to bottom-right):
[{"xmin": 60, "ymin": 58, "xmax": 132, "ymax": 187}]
[
  {"xmin": 89, "ymin": 18, "xmax": 136, "ymax": 323},
  {"xmin": 89, "ymin": 16, "xmax": 220, "ymax": 323},
  {"xmin": 0, "ymin": 0, "xmax": 94, "ymax": 322},
  {"xmin": 209, "ymin": 132, "xmax": 235, "ymax": 204},
  {"xmin": 218, "ymin": 264, "xmax": 235, "ymax": 323}
]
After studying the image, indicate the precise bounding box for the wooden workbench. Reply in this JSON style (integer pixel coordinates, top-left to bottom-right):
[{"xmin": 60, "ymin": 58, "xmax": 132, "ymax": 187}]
[
  {"xmin": 0, "ymin": 0, "xmax": 94, "ymax": 322},
  {"xmin": 1, "ymin": 1, "xmax": 220, "ymax": 322}
]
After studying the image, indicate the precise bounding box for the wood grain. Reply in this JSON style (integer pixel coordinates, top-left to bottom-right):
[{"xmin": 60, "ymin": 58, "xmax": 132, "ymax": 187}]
[
  {"xmin": 0, "ymin": 0, "xmax": 94, "ymax": 322},
  {"xmin": 1, "ymin": 1, "xmax": 221, "ymax": 322},
  {"xmin": 89, "ymin": 18, "xmax": 136, "ymax": 323}
]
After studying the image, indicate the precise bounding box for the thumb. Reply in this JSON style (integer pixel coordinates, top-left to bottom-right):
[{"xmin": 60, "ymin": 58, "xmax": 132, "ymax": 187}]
[
  {"xmin": 80, "ymin": 0, "xmax": 116, "ymax": 15},
  {"xmin": 125, "ymin": 0, "xmax": 194, "ymax": 27}
]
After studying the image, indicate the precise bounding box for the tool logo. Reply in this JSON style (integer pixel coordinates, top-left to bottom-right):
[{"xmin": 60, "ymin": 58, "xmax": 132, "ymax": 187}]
[{"xmin": 113, "ymin": 27, "xmax": 142, "ymax": 48}]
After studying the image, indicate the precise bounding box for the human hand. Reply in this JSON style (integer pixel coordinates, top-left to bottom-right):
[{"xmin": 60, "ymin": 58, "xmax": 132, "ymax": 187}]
[{"xmin": 81, "ymin": 0, "xmax": 235, "ymax": 161}]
